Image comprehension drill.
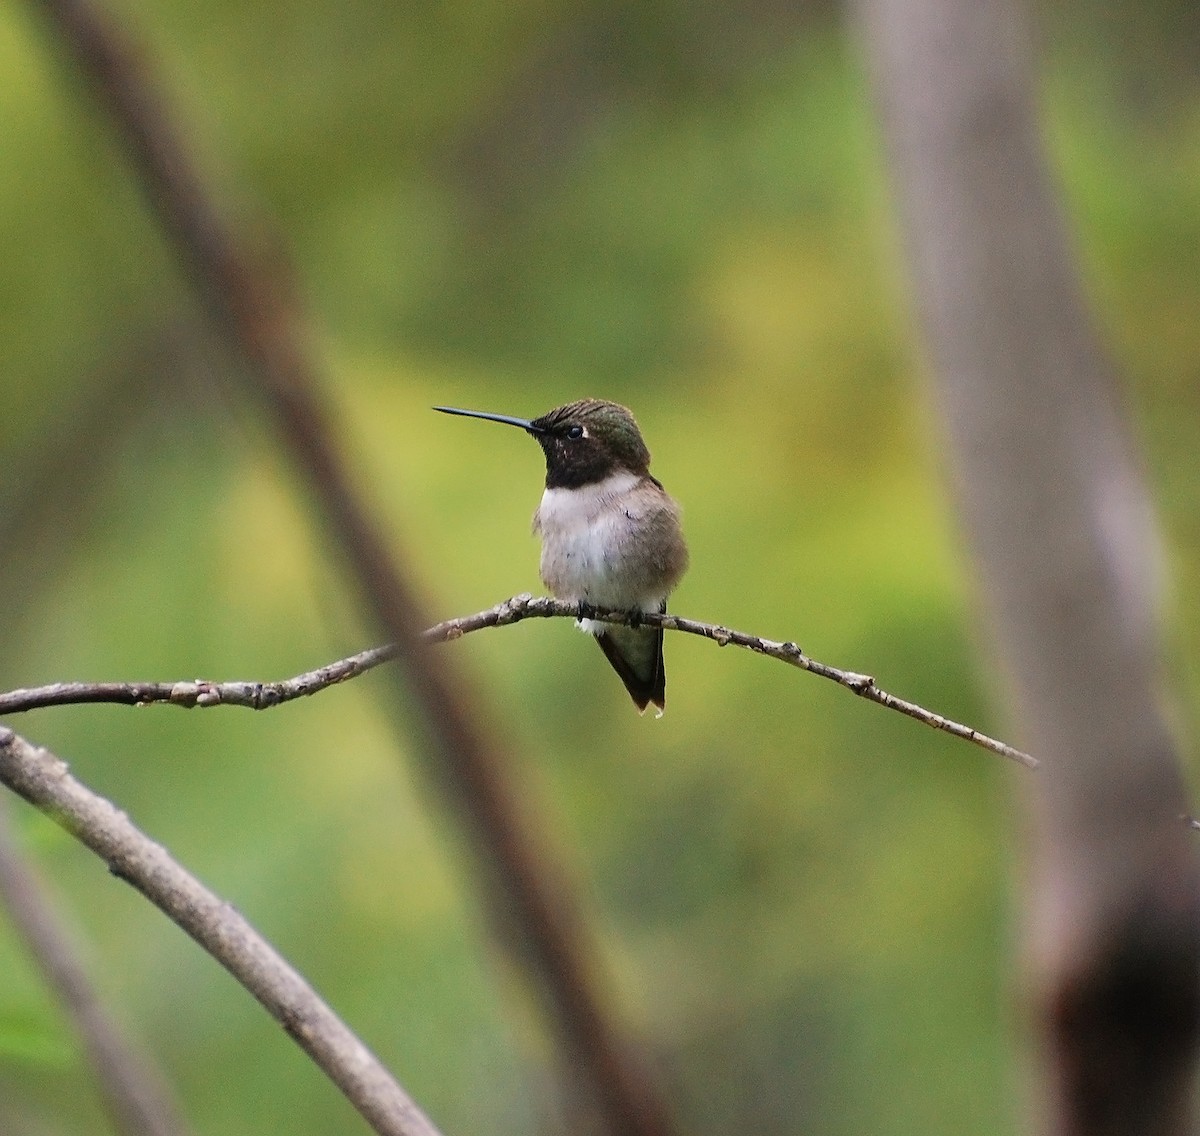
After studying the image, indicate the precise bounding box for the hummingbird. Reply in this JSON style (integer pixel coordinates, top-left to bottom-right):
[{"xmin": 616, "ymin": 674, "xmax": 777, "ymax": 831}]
[{"xmin": 435, "ymin": 399, "xmax": 689, "ymax": 714}]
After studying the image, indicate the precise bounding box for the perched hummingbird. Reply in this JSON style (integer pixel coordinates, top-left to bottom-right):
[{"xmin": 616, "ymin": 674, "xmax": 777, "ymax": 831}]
[{"xmin": 435, "ymin": 399, "xmax": 689, "ymax": 714}]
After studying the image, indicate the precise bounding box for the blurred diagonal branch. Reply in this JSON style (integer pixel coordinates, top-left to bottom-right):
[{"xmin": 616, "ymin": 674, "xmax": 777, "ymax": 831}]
[
  {"xmin": 0, "ymin": 595, "xmax": 1038, "ymax": 768},
  {"xmin": 26, "ymin": 1, "xmax": 677, "ymax": 1133},
  {"xmin": 0, "ymin": 801, "xmax": 190, "ymax": 1136},
  {"xmin": 0, "ymin": 727, "xmax": 443, "ymax": 1136},
  {"xmin": 0, "ymin": 325, "xmax": 206, "ymax": 615}
]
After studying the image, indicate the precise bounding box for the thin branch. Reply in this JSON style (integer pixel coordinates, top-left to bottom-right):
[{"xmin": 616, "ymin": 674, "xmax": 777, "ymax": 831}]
[
  {"xmin": 0, "ymin": 595, "xmax": 1037, "ymax": 769},
  {"xmin": 0, "ymin": 727, "xmax": 443, "ymax": 1136},
  {"xmin": 0, "ymin": 802, "xmax": 190, "ymax": 1136}
]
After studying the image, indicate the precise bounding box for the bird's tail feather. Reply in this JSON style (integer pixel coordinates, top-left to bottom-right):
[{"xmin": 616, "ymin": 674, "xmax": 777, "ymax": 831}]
[{"xmin": 594, "ymin": 625, "xmax": 666, "ymax": 714}]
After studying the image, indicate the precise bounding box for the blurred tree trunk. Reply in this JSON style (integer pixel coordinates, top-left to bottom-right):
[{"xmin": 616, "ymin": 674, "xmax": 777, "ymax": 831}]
[{"xmin": 854, "ymin": 0, "xmax": 1200, "ymax": 1133}]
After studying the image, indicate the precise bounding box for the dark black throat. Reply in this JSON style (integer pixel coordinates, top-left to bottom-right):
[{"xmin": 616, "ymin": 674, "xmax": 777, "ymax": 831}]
[
  {"xmin": 544, "ymin": 460, "xmax": 622, "ymax": 489},
  {"xmin": 539, "ymin": 439, "xmax": 631, "ymax": 490}
]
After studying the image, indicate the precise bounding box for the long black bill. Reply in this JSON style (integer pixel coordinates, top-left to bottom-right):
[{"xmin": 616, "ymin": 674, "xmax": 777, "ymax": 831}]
[{"xmin": 433, "ymin": 406, "xmax": 543, "ymax": 434}]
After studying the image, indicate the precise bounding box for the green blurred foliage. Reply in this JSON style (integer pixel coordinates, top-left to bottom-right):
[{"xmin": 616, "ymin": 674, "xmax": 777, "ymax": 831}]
[{"xmin": 0, "ymin": 0, "xmax": 1197, "ymax": 1133}]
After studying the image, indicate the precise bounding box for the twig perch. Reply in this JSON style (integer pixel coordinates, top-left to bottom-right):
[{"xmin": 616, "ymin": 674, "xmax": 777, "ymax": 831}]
[
  {"xmin": 0, "ymin": 595, "xmax": 1036, "ymax": 769},
  {"xmin": 0, "ymin": 727, "xmax": 443, "ymax": 1136}
]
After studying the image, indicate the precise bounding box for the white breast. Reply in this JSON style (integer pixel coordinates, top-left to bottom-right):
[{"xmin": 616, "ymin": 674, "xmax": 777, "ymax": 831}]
[
  {"xmin": 535, "ymin": 470, "xmax": 641, "ymax": 531},
  {"xmin": 533, "ymin": 470, "xmax": 664, "ymax": 614}
]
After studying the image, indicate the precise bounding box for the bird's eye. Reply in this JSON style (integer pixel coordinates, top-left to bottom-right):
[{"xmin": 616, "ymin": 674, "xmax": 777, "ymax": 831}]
[{"xmin": 566, "ymin": 424, "xmax": 585, "ymax": 440}]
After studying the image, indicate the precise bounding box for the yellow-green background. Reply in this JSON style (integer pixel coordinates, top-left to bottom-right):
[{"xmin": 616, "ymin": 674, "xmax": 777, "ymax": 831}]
[{"xmin": 1, "ymin": 1, "xmax": 1198, "ymax": 1133}]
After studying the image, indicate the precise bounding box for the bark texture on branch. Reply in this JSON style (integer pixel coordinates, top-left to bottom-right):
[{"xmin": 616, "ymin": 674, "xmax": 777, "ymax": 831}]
[
  {"xmin": 855, "ymin": 1, "xmax": 1200, "ymax": 1133},
  {"xmin": 0, "ymin": 595, "xmax": 1037, "ymax": 768},
  {"xmin": 0, "ymin": 727, "xmax": 442, "ymax": 1136}
]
